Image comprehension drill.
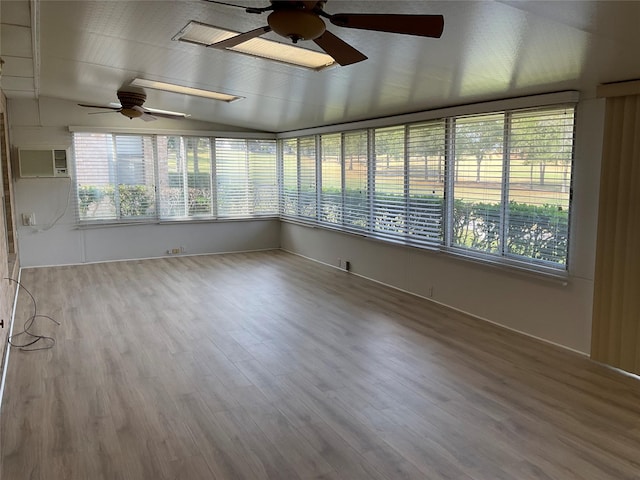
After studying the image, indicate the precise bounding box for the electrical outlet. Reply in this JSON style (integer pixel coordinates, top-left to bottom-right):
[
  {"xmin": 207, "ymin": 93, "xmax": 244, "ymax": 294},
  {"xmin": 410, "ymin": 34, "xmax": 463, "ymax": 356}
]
[{"xmin": 22, "ymin": 213, "xmax": 35, "ymax": 226}]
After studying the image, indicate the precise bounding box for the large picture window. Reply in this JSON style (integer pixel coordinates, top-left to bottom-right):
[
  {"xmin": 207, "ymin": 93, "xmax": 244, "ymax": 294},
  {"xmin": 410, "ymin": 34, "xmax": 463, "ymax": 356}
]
[
  {"xmin": 73, "ymin": 132, "xmax": 277, "ymax": 223},
  {"xmin": 279, "ymin": 105, "xmax": 575, "ymax": 271},
  {"xmin": 75, "ymin": 133, "xmax": 156, "ymax": 222}
]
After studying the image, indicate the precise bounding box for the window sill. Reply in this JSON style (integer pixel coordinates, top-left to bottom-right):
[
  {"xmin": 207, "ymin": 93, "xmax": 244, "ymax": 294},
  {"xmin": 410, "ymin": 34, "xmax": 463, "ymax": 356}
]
[{"xmin": 76, "ymin": 215, "xmax": 279, "ymax": 229}]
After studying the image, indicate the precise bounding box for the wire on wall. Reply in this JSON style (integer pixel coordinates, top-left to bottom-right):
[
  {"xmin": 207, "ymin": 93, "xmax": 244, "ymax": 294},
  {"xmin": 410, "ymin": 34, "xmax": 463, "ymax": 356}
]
[
  {"xmin": 33, "ymin": 176, "xmax": 73, "ymax": 233},
  {"xmin": 5, "ymin": 278, "xmax": 59, "ymax": 351}
]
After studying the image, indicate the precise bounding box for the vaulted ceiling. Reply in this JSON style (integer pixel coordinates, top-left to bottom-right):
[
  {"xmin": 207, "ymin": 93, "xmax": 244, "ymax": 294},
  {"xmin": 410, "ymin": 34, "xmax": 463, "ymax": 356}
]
[{"xmin": 2, "ymin": 0, "xmax": 640, "ymax": 132}]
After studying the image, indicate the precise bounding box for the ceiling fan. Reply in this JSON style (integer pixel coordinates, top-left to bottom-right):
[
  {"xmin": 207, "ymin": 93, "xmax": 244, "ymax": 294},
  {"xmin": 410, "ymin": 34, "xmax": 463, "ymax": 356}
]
[
  {"xmin": 78, "ymin": 89, "xmax": 190, "ymax": 121},
  {"xmin": 204, "ymin": 0, "xmax": 444, "ymax": 66}
]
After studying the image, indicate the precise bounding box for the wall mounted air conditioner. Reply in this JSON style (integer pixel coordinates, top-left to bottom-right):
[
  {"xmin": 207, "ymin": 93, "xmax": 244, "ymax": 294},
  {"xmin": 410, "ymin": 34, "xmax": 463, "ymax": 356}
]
[{"xmin": 18, "ymin": 148, "xmax": 69, "ymax": 178}]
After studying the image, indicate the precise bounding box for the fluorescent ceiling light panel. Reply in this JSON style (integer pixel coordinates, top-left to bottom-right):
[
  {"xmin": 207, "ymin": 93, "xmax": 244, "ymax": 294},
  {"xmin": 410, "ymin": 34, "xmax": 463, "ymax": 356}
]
[
  {"xmin": 174, "ymin": 21, "xmax": 336, "ymax": 71},
  {"xmin": 130, "ymin": 78, "xmax": 242, "ymax": 103}
]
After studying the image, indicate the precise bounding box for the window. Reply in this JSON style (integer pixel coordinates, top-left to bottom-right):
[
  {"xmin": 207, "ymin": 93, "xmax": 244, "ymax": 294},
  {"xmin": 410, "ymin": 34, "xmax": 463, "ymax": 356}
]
[
  {"xmin": 157, "ymin": 136, "xmax": 213, "ymax": 218},
  {"xmin": 343, "ymin": 130, "xmax": 369, "ymax": 231},
  {"xmin": 280, "ymin": 136, "xmax": 316, "ymax": 219},
  {"xmin": 320, "ymin": 133, "xmax": 342, "ymax": 224},
  {"xmin": 451, "ymin": 113, "xmax": 505, "ymax": 254},
  {"xmin": 73, "ymin": 132, "xmax": 277, "ymax": 223},
  {"xmin": 216, "ymin": 138, "xmax": 278, "ymax": 217},
  {"xmin": 279, "ymin": 105, "xmax": 575, "ymax": 271},
  {"xmin": 75, "ymin": 133, "xmax": 156, "ymax": 222}
]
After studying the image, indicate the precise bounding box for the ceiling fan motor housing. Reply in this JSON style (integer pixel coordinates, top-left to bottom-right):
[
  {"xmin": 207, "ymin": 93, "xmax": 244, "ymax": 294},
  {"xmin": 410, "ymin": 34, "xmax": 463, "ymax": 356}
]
[
  {"xmin": 117, "ymin": 90, "xmax": 147, "ymax": 108},
  {"xmin": 268, "ymin": 10, "xmax": 326, "ymax": 42}
]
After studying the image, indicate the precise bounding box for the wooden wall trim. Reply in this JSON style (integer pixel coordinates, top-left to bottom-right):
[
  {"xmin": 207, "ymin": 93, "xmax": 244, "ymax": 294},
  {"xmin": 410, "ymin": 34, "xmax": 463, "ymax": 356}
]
[{"xmin": 596, "ymin": 79, "xmax": 640, "ymax": 98}]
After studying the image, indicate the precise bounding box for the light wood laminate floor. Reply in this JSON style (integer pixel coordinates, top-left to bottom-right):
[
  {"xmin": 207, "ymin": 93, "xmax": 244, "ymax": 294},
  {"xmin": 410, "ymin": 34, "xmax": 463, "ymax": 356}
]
[{"xmin": 2, "ymin": 250, "xmax": 640, "ymax": 479}]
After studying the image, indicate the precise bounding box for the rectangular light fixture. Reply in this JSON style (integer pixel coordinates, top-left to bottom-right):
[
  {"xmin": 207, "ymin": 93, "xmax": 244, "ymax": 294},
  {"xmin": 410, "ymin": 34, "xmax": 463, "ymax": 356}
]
[
  {"xmin": 173, "ymin": 21, "xmax": 336, "ymax": 71},
  {"xmin": 130, "ymin": 78, "xmax": 243, "ymax": 103}
]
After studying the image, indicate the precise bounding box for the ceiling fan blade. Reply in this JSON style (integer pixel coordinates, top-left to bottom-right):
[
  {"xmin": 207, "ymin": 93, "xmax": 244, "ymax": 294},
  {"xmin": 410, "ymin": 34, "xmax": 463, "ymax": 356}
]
[
  {"xmin": 140, "ymin": 113, "xmax": 158, "ymax": 122},
  {"xmin": 329, "ymin": 14, "xmax": 444, "ymax": 38},
  {"xmin": 87, "ymin": 111, "xmax": 120, "ymax": 115},
  {"xmin": 208, "ymin": 26, "xmax": 272, "ymax": 49},
  {"xmin": 313, "ymin": 30, "xmax": 367, "ymax": 66},
  {"xmin": 146, "ymin": 111, "xmax": 189, "ymax": 119},
  {"xmin": 78, "ymin": 103, "xmax": 120, "ymax": 111},
  {"xmin": 139, "ymin": 105, "xmax": 190, "ymax": 119}
]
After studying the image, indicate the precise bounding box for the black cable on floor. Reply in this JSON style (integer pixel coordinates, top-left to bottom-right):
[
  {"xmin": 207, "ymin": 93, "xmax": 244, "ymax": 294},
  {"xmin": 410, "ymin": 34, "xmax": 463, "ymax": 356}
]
[{"xmin": 5, "ymin": 277, "xmax": 60, "ymax": 351}]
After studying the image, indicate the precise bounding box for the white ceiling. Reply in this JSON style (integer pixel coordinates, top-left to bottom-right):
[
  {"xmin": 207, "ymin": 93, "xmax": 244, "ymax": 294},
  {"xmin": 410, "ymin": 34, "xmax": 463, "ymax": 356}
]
[{"xmin": 2, "ymin": 0, "xmax": 640, "ymax": 132}]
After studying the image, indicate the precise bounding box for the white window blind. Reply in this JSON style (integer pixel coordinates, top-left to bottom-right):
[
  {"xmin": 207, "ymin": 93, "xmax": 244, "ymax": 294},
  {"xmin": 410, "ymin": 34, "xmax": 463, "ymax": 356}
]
[
  {"xmin": 320, "ymin": 133, "xmax": 342, "ymax": 224},
  {"xmin": 373, "ymin": 126, "xmax": 406, "ymax": 238},
  {"xmin": 281, "ymin": 138, "xmax": 298, "ymax": 217},
  {"xmin": 299, "ymin": 136, "xmax": 317, "ymax": 219},
  {"xmin": 506, "ymin": 107, "xmax": 574, "ymax": 265},
  {"xmin": 342, "ymin": 130, "xmax": 369, "ymax": 230},
  {"xmin": 451, "ymin": 113, "xmax": 505, "ymax": 254},
  {"xmin": 248, "ymin": 140, "xmax": 278, "ymax": 216},
  {"xmin": 278, "ymin": 103, "xmax": 575, "ymax": 271},
  {"xmin": 74, "ymin": 132, "xmax": 277, "ymax": 223},
  {"xmin": 407, "ymin": 121, "xmax": 445, "ymax": 246},
  {"xmin": 75, "ymin": 132, "xmax": 156, "ymax": 222},
  {"xmin": 216, "ymin": 139, "xmax": 278, "ymax": 218},
  {"xmin": 157, "ymin": 136, "xmax": 213, "ymax": 219},
  {"xmin": 280, "ymin": 136, "xmax": 316, "ymax": 219},
  {"xmin": 217, "ymin": 138, "xmax": 251, "ymax": 217}
]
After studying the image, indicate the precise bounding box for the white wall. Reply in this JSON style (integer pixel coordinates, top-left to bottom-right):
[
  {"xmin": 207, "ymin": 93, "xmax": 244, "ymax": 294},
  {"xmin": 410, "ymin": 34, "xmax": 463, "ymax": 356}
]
[
  {"xmin": 281, "ymin": 98, "xmax": 605, "ymax": 354},
  {"xmin": 10, "ymin": 97, "xmax": 280, "ymax": 267}
]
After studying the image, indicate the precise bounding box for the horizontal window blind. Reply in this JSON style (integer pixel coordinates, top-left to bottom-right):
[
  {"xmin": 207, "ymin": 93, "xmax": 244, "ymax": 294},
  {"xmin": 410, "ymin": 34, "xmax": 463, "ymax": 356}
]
[
  {"xmin": 299, "ymin": 136, "xmax": 317, "ymax": 219},
  {"xmin": 506, "ymin": 107, "xmax": 574, "ymax": 266},
  {"xmin": 320, "ymin": 133, "xmax": 342, "ymax": 225},
  {"xmin": 281, "ymin": 138, "xmax": 299, "ymax": 217},
  {"xmin": 452, "ymin": 113, "xmax": 505, "ymax": 254},
  {"xmin": 74, "ymin": 132, "xmax": 156, "ymax": 222},
  {"xmin": 373, "ymin": 126, "xmax": 406, "ymax": 238},
  {"xmin": 157, "ymin": 136, "xmax": 214, "ymax": 219},
  {"xmin": 278, "ymin": 103, "xmax": 575, "ymax": 271},
  {"xmin": 248, "ymin": 140, "xmax": 278, "ymax": 216},
  {"xmin": 407, "ymin": 121, "xmax": 445, "ymax": 246},
  {"xmin": 74, "ymin": 132, "xmax": 277, "ymax": 224},
  {"xmin": 216, "ymin": 139, "xmax": 278, "ymax": 218},
  {"xmin": 342, "ymin": 130, "xmax": 369, "ymax": 230}
]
